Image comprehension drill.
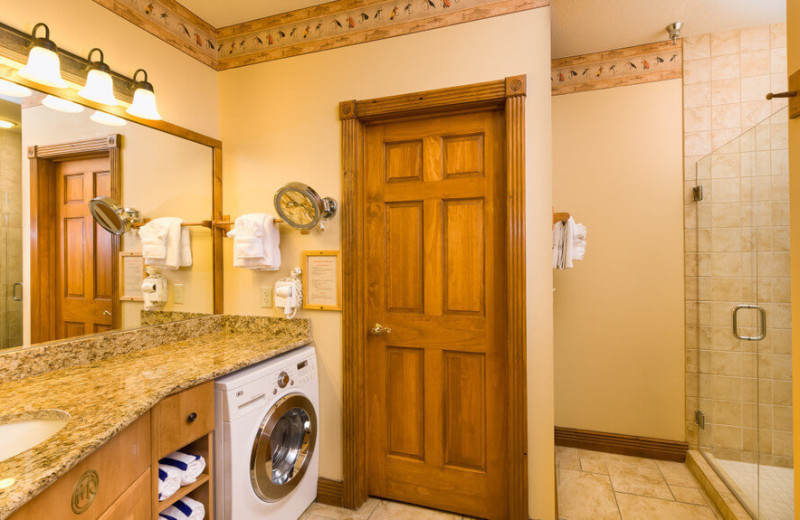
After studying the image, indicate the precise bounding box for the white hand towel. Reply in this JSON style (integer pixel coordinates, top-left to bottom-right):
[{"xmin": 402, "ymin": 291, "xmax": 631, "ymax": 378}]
[
  {"xmin": 157, "ymin": 464, "xmax": 181, "ymax": 501},
  {"xmin": 159, "ymin": 497, "xmax": 205, "ymax": 520},
  {"xmin": 139, "ymin": 220, "xmax": 170, "ymax": 260},
  {"xmin": 179, "ymin": 227, "xmax": 192, "ymax": 268},
  {"xmin": 228, "ymin": 214, "xmax": 281, "ymax": 271},
  {"xmin": 572, "ymin": 222, "xmax": 587, "ymax": 262},
  {"xmin": 552, "ymin": 221, "xmax": 565, "ymax": 269},
  {"xmin": 160, "ymin": 451, "xmax": 206, "ymax": 486},
  {"xmin": 142, "ymin": 218, "xmax": 183, "ymax": 270}
]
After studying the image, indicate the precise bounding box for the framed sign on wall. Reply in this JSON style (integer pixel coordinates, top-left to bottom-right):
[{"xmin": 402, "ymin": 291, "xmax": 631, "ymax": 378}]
[
  {"xmin": 120, "ymin": 251, "xmax": 145, "ymax": 301},
  {"xmin": 301, "ymin": 250, "xmax": 341, "ymax": 311}
]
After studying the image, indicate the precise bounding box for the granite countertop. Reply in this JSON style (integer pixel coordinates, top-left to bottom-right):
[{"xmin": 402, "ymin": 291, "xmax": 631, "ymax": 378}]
[{"xmin": 0, "ymin": 315, "xmax": 312, "ymax": 518}]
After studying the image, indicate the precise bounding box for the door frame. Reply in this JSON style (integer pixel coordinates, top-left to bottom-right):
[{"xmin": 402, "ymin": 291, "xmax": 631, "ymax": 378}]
[
  {"xmin": 28, "ymin": 135, "xmax": 122, "ymax": 343},
  {"xmin": 339, "ymin": 75, "xmax": 528, "ymax": 518}
]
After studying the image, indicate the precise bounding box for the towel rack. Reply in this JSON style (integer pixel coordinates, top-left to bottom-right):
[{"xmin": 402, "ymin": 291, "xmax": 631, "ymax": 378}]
[{"xmin": 131, "ymin": 216, "xmax": 284, "ymax": 231}]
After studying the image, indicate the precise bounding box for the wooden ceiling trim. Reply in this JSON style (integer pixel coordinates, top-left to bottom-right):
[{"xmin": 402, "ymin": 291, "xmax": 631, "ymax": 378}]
[
  {"xmin": 217, "ymin": 0, "xmax": 550, "ymax": 70},
  {"xmin": 93, "ymin": 0, "xmax": 219, "ymax": 68},
  {"xmin": 551, "ymin": 39, "xmax": 683, "ymax": 96}
]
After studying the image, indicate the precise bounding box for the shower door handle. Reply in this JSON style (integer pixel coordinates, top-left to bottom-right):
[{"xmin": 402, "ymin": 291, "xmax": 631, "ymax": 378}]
[
  {"xmin": 12, "ymin": 283, "xmax": 22, "ymax": 302},
  {"xmin": 732, "ymin": 304, "xmax": 766, "ymax": 341}
]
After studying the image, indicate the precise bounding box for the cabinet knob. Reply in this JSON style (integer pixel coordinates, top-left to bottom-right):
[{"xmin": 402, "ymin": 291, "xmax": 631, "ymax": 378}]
[{"xmin": 187, "ymin": 412, "xmax": 198, "ymax": 423}]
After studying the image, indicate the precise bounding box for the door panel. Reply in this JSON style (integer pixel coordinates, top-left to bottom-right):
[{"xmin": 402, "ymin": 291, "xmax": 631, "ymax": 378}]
[
  {"xmin": 365, "ymin": 109, "xmax": 507, "ymax": 519},
  {"xmin": 55, "ymin": 156, "xmax": 113, "ymax": 339}
]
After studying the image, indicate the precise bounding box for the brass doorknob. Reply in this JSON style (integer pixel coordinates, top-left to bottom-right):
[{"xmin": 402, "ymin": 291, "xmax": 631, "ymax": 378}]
[
  {"xmin": 370, "ymin": 323, "xmax": 392, "ymax": 336},
  {"xmin": 103, "ymin": 310, "xmax": 111, "ymax": 316}
]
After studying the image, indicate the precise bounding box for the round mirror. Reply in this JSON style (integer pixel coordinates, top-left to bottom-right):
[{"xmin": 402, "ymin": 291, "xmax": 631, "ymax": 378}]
[
  {"xmin": 89, "ymin": 196, "xmax": 139, "ymax": 235},
  {"xmin": 274, "ymin": 182, "xmax": 337, "ymax": 231}
]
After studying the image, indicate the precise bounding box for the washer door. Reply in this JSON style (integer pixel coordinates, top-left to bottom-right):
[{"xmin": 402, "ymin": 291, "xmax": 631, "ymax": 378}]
[{"xmin": 250, "ymin": 393, "xmax": 318, "ymax": 502}]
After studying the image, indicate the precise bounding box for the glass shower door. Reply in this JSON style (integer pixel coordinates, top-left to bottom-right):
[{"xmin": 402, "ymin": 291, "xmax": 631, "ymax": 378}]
[
  {"xmin": 694, "ymin": 107, "xmax": 793, "ymax": 519},
  {"xmin": 0, "ymin": 127, "xmax": 22, "ymax": 349}
]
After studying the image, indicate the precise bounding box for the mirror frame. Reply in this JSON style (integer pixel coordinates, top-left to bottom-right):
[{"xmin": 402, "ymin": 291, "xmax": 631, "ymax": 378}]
[{"xmin": 0, "ymin": 31, "xmax": 224, "ymax": 338}]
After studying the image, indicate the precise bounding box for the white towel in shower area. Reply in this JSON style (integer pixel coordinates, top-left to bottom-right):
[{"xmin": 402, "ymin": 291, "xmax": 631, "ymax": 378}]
[{"xmin": 553, "ymin": 217, "xmax": 586, "ymax": 270}]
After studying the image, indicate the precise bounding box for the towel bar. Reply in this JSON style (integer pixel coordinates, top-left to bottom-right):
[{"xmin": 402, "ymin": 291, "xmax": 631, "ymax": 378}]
[{"xmin": 131, "ymin": 217, "xmax": 284, "ymax": 231}]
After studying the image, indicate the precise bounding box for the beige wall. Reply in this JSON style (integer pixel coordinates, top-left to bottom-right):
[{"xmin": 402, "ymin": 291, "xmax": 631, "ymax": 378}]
[
  {"xmin": 552, "ymin": 79, "xmax": 686, "ymax": 441},
  {"xmin": 218, "ymin": 9, "xmax": 555, "ymax": 517},
  {"xmin": 20, "ymin": 105, "xmax": 215, "ymax": 339},
  {"xmin": 787, "ymin": 0, "xmax": 800, "ymax": 513}
]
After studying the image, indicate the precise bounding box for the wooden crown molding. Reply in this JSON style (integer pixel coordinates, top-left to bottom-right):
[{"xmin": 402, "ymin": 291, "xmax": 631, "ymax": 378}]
[
  {"xmin": 551, "ymin": 39, "xmax": 683, "ymax": 96},
  {"xmin": 92, "ymin": 0, "xmax": 548, "ymax": 70},
  {"xmin": 28, "ymin": 135, "xmax": 121, "ymax": 159}
]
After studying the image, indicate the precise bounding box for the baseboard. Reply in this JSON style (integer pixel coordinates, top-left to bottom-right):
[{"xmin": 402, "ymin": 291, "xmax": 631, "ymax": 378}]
[
  {"xmin": 316, "ymin": 477, "xmax": 344, "ymax": 507},
  {"xmin": 554, "ymin": 426, "xmax": 688, "ymax": 462}
]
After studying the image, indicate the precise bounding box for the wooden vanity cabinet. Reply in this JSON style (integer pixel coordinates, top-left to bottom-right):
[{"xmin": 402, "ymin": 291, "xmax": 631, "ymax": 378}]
[{"xmin": 10, "ymin": 382, "xmax": 215, "ymax": 520}]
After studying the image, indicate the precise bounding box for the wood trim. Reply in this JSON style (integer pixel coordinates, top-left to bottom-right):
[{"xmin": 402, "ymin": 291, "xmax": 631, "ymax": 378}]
[
  {"xmin": 340, "ymin": 76, "xmax": 527, "ymax": 517},
  {"xmin": 554, "ymin": 427, "xmax": 689, "ymax": 463},
  {"xmin": 212, "ymin": 146, "xmax": 224, "ymax": 314},
  {"xmin": 29, "ymin": 136, "xmax": 122, "ymax": 343},
  {"xmin": 316, "ymin": 478, "xmax": 344, "ymax": 507},
  {"xmin": 551, "ymin": 40, "xmax": 683, "ymax": 96},
  {"xmin": 92, "ymin": 0, "xmax": 219, "ymax": 69},
  {"xmin": 216, "ymin": 0, "xmax": 549, "ymax": 70}
]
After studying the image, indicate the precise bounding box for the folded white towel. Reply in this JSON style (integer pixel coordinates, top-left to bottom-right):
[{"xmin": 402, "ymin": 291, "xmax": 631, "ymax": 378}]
[
  {"xmin": 228, "ymin": 213, "xmax": 281, "ymax": 271},
  {"xmin": 160, "ymin": 451, "xmax": 206, "ymax": 486},
  {"xmin": 179, "ymin": 227, "xmax": 192, "ymax": 268},
  {"xmin": 157, "ymin": 464, "xmax": 182, "ymax": 501},
  {"xmin": 141, "ymin": 218, "xmax": 183, "ymax": 270},
  {"xmin": 552, "ymin": 217, "xmax": 587, "ymax": 270},
  {"xmin": 159, "ymin": 497, "xmax": 205, "ymax": 520}
]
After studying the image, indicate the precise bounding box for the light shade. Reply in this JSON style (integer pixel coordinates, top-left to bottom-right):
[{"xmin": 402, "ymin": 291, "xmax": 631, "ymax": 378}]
[
  {"xmin": 78, "ymin": 69, "xmax": 119, "ymax": 106},
  {"xmin": 126, "ymin": 86, "xmax": 161, "ymax": 120},
  {"xmin": 0, "ymin": 120, "xmax": 14, "ymax": 129},
  {"xmin": 90, "ymin": 110, "xmax": 126, "ymax": 127},
  {"xmin": 0, "ymin": 79, "xmax": 32, "ymax": 98},
  {"xmin": 42, "ymin": 95, "xmax": 84, "ymax": 113},
  {"xmin": 18, "ymin": 45, "xmax": 67, "ymax": 89}
]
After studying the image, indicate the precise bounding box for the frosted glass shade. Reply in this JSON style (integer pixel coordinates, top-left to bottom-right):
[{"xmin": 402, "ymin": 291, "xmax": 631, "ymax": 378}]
[
  {"xmin": 18, "ymin": 46, "xmax": 67, "ymax": 88},
  {"xmin": 0, "ymin": 120, "xmax": 14, "ymax": 129},
  {"xmin": 126, "ymin": 87, "xmax": 161, "ymax": 120},
  {"xmin": 0, "ymin": 79, "xmax": 32, "ymax": 98},
  {"xmin": 78, "ymin": 69, "xmax": 118, "ymax": 106},
  {"xmin": 42, "ymin": 95, "xmax": 84, "ymax": 113},
  {"xmin": 90, "ymin": 110, "xmax": 126, "ymax": 127}
]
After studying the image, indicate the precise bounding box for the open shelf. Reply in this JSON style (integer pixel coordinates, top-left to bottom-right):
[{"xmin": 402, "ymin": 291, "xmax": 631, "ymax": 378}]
[{"xmin": 158, "ymin": 474, "xmax": 210, "ymax": 512}]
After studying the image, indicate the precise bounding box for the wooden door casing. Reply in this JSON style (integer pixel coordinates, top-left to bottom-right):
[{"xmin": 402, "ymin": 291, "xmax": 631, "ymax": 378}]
[
  {"xmin": 340, "ymin": 76, "xmax": 528, "ymax": 519},
  {"xmin": 55, "ymin": 155, "xmax": 114, "ymax": 338},
  {"xmin": 364, "ymin": 110, "xmax": 508, "ymax": 518}
]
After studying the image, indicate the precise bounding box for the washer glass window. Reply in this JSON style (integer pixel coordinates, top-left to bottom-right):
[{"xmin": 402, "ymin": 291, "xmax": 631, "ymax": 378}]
[{"xmin": 251, "ymin": 394, "xmax": 317, "ymax": 502}]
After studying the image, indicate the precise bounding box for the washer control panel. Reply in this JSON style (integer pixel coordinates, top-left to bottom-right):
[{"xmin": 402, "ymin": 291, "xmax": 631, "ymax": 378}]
[{"xmin": 271, "ymin": 355, "xmax": 317, "ymax": 394}]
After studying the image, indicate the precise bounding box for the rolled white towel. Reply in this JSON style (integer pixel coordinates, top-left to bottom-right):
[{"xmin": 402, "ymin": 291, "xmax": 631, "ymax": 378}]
[
  {"xmin": 159, "ymin": 451, "xmax": 206, "ymax": 486},
  {"xmin": 159, "ymin": 497, "xmax": 205, "ymax": 520},
  {"xmin": 157, "ymin": 464, "xmax": 182, "ymax": 501}
]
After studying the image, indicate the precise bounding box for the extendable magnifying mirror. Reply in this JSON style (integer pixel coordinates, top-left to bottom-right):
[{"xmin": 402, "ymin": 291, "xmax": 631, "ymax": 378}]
[{"xmin": 88, "ymin": 196, "xmax": 142, "ymax": 235}]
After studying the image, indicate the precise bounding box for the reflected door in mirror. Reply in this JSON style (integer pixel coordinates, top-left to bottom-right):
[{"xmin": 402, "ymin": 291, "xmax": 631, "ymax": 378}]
[{"xmin": 55, "ymin": 155, "xmax": 114, "ymax": 338}]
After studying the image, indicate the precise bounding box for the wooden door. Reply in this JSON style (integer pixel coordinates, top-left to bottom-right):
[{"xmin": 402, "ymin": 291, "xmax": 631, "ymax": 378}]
[
  {"xmin": 365, "ymin": 109, "xmax": 508, "ymax": 519},
  {"xmin": 55, "ymin": 155, "xmax": 114, "ymax": 338}
]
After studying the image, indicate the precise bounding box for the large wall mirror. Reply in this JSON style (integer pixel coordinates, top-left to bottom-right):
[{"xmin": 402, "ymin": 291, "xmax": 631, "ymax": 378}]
[{"xmin": 0, "ymin": 34, "xmax": 222, "ymax": 349}]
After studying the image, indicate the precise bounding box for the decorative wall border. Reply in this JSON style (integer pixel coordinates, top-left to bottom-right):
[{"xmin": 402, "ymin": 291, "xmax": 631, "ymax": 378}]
[
  {"xmin": 551, "ymin": 40, "xmax": 683, "ymax": 96},
  {"xmin": 93, "ymin": 0, "xmax": 548, "ymax": 70}
]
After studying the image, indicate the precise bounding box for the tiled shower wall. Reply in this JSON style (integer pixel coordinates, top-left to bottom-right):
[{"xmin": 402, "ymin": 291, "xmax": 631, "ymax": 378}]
[
  {"xmin": 683, "ymin": 24, "xmax": 792, "ymax": 468},
  {"xmin": 0, "ymin": 128, "xmax": 22, "ymax": 348}
]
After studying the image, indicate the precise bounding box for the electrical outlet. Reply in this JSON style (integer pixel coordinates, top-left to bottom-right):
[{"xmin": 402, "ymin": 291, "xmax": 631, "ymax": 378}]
[
  {"xmin": 173, "ymin": 284, "xmax": 185, "ymax": 304},
  {"xmin": 260, "ymin": 286, "xmax": 272, "ymax": 308}
]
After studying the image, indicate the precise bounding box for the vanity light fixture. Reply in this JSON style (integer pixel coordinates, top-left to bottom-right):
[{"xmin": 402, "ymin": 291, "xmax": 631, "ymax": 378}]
[
  {"xmin": 42, "ymin": 95, "xmax": 84, "ymax": 113},
  {"xmin": 126, "ymin": 69, "xmax": 161, "ymax": 120},
  {"xmin": 18, "ymin": 23, "xmax": 67, "ymax": 88},
  {"xmin": 90, "ymin": 110, "xmax": 126, "ymax": 127},
  {"xmin": 0, "ymin": 120, "xmax": 14, "ymax": 129},
  {"xmin": 0, "ymin": 79, "xmax": 31, "ymax": 98},
  {"xmin": 77, "ymin": 48, "xmax": 118, "ymax": 106}
]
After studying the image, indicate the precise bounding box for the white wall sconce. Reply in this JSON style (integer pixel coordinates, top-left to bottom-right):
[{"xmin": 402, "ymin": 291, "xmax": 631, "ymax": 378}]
[
  {"xmin": 0, "ymin": 120, "xmax": 15, "ymax": 129},
  {"xmin": 90, "ymin": 110, "xmax": 126, "ymax": 126},
  {"xmin": 18, "ymin": 23, "xmax": 67, "ymax": 88},
  {"xmin": 42, "ymin": 94, "xmax": 84, "ymax": 113},
  {"xmin": 78, "ymin": 48, "xmax": 119, "ymax": 106},
  {"xmin": 126, "ymin": 69, "xmax": 161, "ymax": 120},
  {"xmin": 0, "ymin": 79, "xmax": 31, "ymax": 98}
]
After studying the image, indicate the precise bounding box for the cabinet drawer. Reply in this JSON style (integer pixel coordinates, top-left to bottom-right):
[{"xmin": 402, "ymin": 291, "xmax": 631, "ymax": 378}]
[
  {"xmin": 155, "ymin": 381, "xmax": 214, "ymax": 458},
  {"xmin": 10, "ymin": 412, "xmax": 151, "ymax": 520}
]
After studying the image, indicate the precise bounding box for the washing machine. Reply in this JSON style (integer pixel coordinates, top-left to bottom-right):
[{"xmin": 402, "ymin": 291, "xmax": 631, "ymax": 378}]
[{"xmin": 214, "ymin": 345, "xmax": 319, "ymax": 520}]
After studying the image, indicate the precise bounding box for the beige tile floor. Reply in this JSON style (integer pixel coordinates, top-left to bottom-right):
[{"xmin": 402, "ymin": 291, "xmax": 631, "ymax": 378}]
[
  {"xmin": 556, "ymin": 447, "xmax": 723, "ymax": 520},
  {"xmin": 300, "ymin": 497, "xmax": 474, "ymax": 520}
]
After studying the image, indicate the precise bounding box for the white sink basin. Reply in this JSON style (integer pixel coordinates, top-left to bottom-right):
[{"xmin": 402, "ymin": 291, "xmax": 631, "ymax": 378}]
[{"xmin": 0, "ymin": 411, "xmax": 69, "ymax": 462}]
